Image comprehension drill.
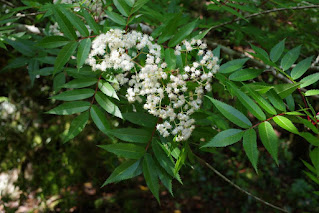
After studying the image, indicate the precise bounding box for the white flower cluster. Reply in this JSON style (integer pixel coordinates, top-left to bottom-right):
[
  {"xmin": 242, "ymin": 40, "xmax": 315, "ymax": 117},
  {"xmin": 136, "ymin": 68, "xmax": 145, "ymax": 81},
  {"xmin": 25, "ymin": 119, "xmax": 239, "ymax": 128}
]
[{"xmin": 86, "ymin": 29, "xmax": 219, "ymax": 141}]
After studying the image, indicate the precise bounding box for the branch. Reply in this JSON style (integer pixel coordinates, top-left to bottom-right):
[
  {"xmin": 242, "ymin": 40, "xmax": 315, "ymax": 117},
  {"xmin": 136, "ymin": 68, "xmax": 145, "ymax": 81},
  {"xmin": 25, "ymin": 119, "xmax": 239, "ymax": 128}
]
[
  {"xmin": 211, "ymin": 5, "xmax": 319, "ymax": 30},
  {"xmin": 0, "ymin": 0, "xmax": 14, "ymax": 8},
  {"xmin": 206, "ymin": 41, "xmax": 319, "ymax": 100},
  {"xmin": 195, "ymin": 155, "xmax": 289, "ymax": 213}
]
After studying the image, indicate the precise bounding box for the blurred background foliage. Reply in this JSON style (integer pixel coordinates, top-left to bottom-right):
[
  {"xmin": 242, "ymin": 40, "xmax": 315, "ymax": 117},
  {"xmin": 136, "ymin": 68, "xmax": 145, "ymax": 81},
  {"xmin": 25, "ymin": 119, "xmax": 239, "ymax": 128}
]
[{"xmin": 0, "ymin": 0, "xmax": 319, "ymax": 212}]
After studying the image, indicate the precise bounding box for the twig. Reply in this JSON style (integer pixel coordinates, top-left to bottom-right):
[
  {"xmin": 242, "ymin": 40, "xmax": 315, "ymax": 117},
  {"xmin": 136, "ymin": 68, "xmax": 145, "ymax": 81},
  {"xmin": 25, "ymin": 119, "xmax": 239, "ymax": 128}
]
[
  {"xmin": 16, "ymin": 12, "xmax": 44, "ymax": 17},
  {"xmin": 90, "ymin": 74, "xmax": 102, "ymax": 106},
  {"xmin": 210, "ymin": 4, "xmax": 319, "ymax": 30},
  {"xmin": 195, "ymin": 155, "xmax": 289, "ymax": 213},
  {"xmin": 0, "ymin": 0, "xmax": 14, "ymax": 8}
]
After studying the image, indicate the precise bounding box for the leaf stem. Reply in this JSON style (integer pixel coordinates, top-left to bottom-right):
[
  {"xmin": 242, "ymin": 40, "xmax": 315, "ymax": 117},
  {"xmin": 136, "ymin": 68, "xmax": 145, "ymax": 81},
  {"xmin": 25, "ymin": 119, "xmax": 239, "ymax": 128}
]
[
  {"xmin": 90, "ymin": 74, "xmax": 102, "ymax": 107},
  {"xmin": 195, "ymin": 154, "xmax": 289, "ymax": 213}
]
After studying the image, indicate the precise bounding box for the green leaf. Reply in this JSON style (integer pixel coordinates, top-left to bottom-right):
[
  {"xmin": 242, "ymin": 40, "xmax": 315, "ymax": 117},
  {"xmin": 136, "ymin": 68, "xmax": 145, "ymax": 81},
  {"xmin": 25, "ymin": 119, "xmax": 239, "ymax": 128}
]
[
  {"xmin": 62, "ymin": 8, "xmax": 90, "ymax": 37},
  {"xmin": 273, "ymin": 116, "xmax": 299, "ymax": 134},
  {"xmin": 243, "ymin": 129, "xmax": 259, "ymax": 173},
  {"xmin": 53, "ymin": 72, "xmax": 66, "ymax": 92},
  {"xmin": 124, "ymin": 0, "xmax": 135, "ymax": 7},
  {"xmin": 98, "ymin": 80, "xmax": 119, "ymax": 100},
  {"xmin": 229, "ymin": 69, "xmax": 263, "ymax": 81},
  {"xmin": 305, "ymin": 89, "xmax": 319, "ymax": 96},
  {"xmin": 229, "ymin": 83, "xmax": 266, "ymax": 121},
  {"xmin": 37, "ymin": 36, "xmax": 70, "ymax": 48},
  {"xmin": 174, "ymin": 144, "xmax": 187, "ymax": 175},
  {"xmin": 258, "ymin": 121, "xmax": 278, "ymax": 165},
  {"xmin": 280, "ymin": 46, "xmax": 301, "ymax": 71},
  {"xmin": 105, "ymin": 11, "xmax": 126, "ymax": 26},
  {"xmin": 47, "ymin": 101, "xmax": 90, "ymax": 115},
  {"xmin": 98, "ymin": 143, "xmax": 145, "ymax": 159},
  {"xmin": 168, "ymin": 19, "xmax": 197, "ymax": 47},
  {"xmin": 53, "ymin": 7, "xmax": 77, "ymax": 40},
  {"xmin": 302, "ymin": 159, "xmax": 317, "ymax": 174},
  {"xmin": 304, "ymin": 171, "xmax": 319, "ymax": 185},
  {"xmin": 90, "ymin": 105, "xmax": 111, "ymax": 134},
  {"xmin": 5, "ymin": 39, "xmax": 35, "ymax": 57},
  {"xmin": 266, "ymin": 89, "xmax": 286, "ymax": 112},
  {"xmin": 242, "ymin": 83, "xmax": 273, "ymax": 94},
  {"xmin": 54, "ymin": 42, "xmax": 78, "ymax": 74},
  {"xmin": 28, "ymin": 59, "xmax": 39, "ymax": 86},
  {"xmin": 310, "ymin": 148, "xmax": 319, "ymax": 176},
  {"xmin": 192, "ymin": 27, "xmax": 212, "ymax": 40},
  {"xmin": 63, "ymin": 111, "xmax": 89, "ymax": 143},
  {"xmin": 0, "ymin": 40, "xmax": 7, "ymax": 50},
  {"xmin": 157, "ymin": 168, "xmax": 173, "ymax": 196},
  {"xmin": 107, "ymin": 128, "xmax": 151, "ymax": 143},
  {"xmin": 202, "ymin": 129, "xmax": 244, "ymax": 147},
  {"xmin": 143, "ymin": 154, "xmax": 160, "ymax": 202},
  {"xmin": 212, "ymin": 46, "xmax": 221, "ymax": 58},
  {"xmin": 270, "ymin": 39, "xmax": 285, "ymax": 62},
  {"xmin": 95, "ymin": 92, "xmax": 122, "ymax": 118},
  {"xmin": 102, "ymin": 159, "xmax": 142, "ymax": 186},
  {"xmin": 165, "ymin": 48, "xmax": 176, "ymax": 70},
  {"xmin": 152, "ymin": 140, "xmax": 177, "ymax": 178},
  {"xmin": 131, "ymin": 0, "xmax": 150, "ymax": 14},
  {"xmin": 206, "ymin": 96, "xmax": 252, "ymax": 128},
  {"xmin": 291, "ymin": 56, "xmax": 313, "ymax": 80},
  {"xmin": 285, "ymin": 94, "xmax": 295, "ymax": 111},
  {"xmin": 299, "ymin": 132, "xmax": 319, "ymax": 146},
  {"xmin": 273, "ymin": 83, "xmax": 300, "ymax": 99},
  {"xmin": 50, "ymin": 89, "xmax": 94, "ymax": 101},
  {"xmin": 77, "ymin": 38, "xmax": 91, "ymax": 70},
  {"xmin": 113, "ymin": 0, "xmax": 131, "ymax": 17},
  {"xmin": 63, "ymin": 78, "xmax": 97, "ymax": 89},
  {"xmin": 297, "ymin": 117, "xmax": 318, "ymax": 134},
  {"xmin": 82, "ymin": 9, "xmax": 100, "ymax": 34},
  {"xmin": 246, "ymin": 86, "xmax": 277, "ymax": 115},
  {"xmin": 219, "ymin": 58, "xmax": 249, "ymax": 74},
  {"xmin": 250, "ymin": 44, "xmax": 271, "ymax": 62},
  {"xmin": 300, "ymin": 73, "xmax": 319, "ymax": 88},
  {"xmin": 123, "ymin": 112, "xmax": 157, "ymax": 127}
]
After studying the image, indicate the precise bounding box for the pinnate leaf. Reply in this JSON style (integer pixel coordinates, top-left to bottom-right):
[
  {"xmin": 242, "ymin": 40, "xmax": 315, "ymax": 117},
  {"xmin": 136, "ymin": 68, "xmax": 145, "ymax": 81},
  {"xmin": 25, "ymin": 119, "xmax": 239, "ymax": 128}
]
[
  {"xmin": 63, "ymin": 111, "xmax": 89, "ymax": 143},
  {"xmin": 50, "ymin": 89, "xmax": 94, "ymax": 101},
  {"xmin": 107, "ymin": 128, "xmax": 151, "ymax": 143},
  {"xmin": 258, "ymin": 121, "xmax": 278, "ymax": 165},
  {"xmin": 143, "ymin": 154, "xmax": 160, "ymax": 202},
  {"xmin": 243, "ymin": 129, "xmax": 259, "ymax": 173},
  {"xmin": 270, "ymin": 39, "xmax": 285, "ymax": 62},
  {"xmin": 98, "ymin": 143, "xmax": 145, "ymax": 159},
  {"xmin": 47, "ymin": 101, "xmax": 90, "ymax": 115},
  {"xmin": 206, "ymin": 96, "xmax": 252, "ymax": 128},
  {"xmin": 291, "ymin": 56, "xmax": 313, "ymax": 80},
  {"xmin": 273, "ymin": 116, "xmax": 299, "ymax": 134},
  {"xmin": 280, "ymin": 46, "xmax": 301, "ymax": 71},
  {"xmin": 102, "ymin": 159, "xmax": 142, "ymax": 186},
  {"xmin": 90, "ymin": 105, "xmax": 111, "ymax": 135},
  {"xmin": 202, "ymin": 129, "xmax": 244, "ymax": 147}
]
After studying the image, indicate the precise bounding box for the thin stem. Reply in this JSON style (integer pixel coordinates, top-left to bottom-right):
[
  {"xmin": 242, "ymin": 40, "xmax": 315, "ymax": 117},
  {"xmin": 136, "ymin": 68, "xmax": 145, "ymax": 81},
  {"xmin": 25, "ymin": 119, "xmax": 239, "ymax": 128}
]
[
  {"xmin": 250, "ymin": 113, "xmax": 286, "ymax": 129},
  {"xmin": 90, "ymin": 74, "xmax": 102, "ymax": 106},
  {"xmin": 0, "ymin": 0, "xmax": 14, "ymax": 7},
  {"xmin": 78, "ymin": 35, "xmax": 97, "ymax": 41},
  {"xmin": 195, "ymin": 155, "xmax": 289, "ymax": 213},
  {"xmin": 210, "ymin": 5, "xmax": 319, "ymax": 30}
]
